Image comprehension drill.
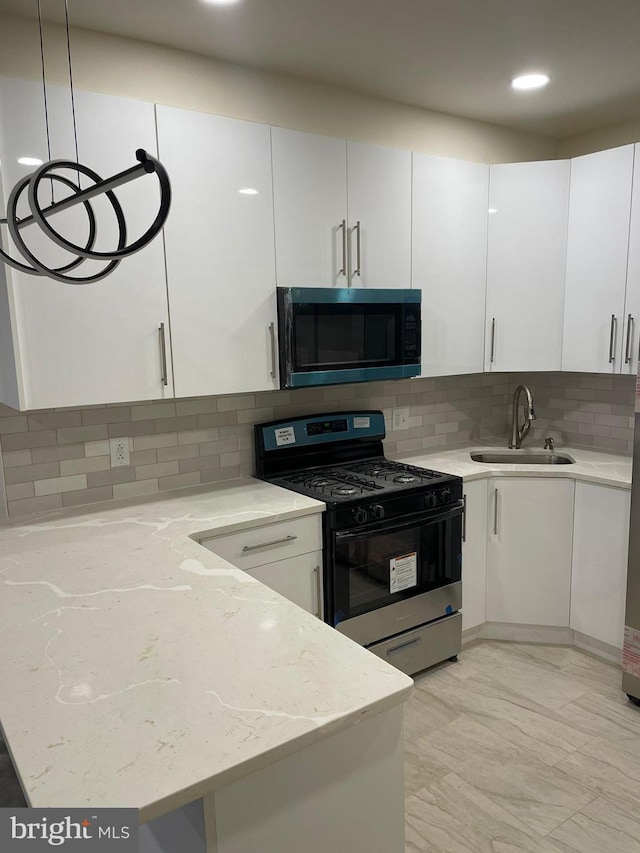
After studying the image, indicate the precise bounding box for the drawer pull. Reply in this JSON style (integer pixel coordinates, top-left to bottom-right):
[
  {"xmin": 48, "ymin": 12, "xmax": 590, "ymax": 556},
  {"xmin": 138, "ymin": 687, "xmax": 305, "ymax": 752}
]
[
  {"xmin": 387, "ymin": 637, "xmax": 421, "ymax": 657},
  {"xmin": 242, "ymin": 535, "xmax": 298, "ymax": 553},
  {"xmin": 314, "ymin": 564, "xmax": 322, "ymax": 618}
]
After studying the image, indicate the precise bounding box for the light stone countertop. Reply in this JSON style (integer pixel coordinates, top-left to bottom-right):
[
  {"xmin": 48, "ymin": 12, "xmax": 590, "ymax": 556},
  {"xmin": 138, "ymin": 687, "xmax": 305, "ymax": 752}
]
[
  {"xmin": 392, "ymin": 443, "xmax": 633, "ymax": 489},
  {"xmin": 0, "ymin": 478, "xmax": 413, "ymax": 823}
]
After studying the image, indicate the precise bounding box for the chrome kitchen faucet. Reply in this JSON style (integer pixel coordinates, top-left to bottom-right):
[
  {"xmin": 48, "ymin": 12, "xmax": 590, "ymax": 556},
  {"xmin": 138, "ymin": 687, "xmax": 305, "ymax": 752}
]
[{"xmin": 508, "ymin": 384, "xmax": 536, "ymax": 449}]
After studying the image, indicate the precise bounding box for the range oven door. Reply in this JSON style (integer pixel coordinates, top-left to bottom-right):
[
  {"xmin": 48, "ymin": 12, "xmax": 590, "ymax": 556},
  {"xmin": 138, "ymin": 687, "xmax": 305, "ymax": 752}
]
[
  {"xmin": 328, "ymin": 503, "xmax": 463, "ymax": 646},
  {"xmin": 277, "ymin": 287, "xmax": 421, "ymax": 388}
]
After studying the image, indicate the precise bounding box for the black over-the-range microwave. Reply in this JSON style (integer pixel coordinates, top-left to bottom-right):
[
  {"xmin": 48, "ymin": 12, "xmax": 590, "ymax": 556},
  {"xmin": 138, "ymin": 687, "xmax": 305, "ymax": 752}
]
[{"xmin": 276, "ymin": 287, "xmax": 421, "ymax": 389}]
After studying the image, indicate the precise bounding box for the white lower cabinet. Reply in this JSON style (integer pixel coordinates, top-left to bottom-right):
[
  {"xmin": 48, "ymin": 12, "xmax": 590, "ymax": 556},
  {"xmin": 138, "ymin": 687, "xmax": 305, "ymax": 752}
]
[
  {"xmin": 570, "ymin": 482, "xmax": 630, "ymax": 649},
  {"xmin": 247, "ymin": 550, "xmax": 323, "ymax": 619},
  {"xmin": 200, "ymin": 514, "xmax": 323, "ymax": 618},
  {"xmin": 486, "ymin": 478, "xmax": 575, "ymax": 626},
  {"xmin": 461, "ymin": 479, "xmax": 488, "ymax": 631}
]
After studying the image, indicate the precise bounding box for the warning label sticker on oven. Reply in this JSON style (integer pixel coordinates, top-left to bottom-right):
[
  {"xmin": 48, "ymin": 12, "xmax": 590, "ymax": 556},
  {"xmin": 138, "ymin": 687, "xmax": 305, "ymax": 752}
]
[
  {"xmin": 353, "ymin": 416, "xmax": 370, "ymax": 429},
  {"xmin": 275, "ymin": 427, "xmax": 296, "ymax": 446},
  {"xmin": 390, "ymin": 552, "xmax": 418, "ymax": 594}
]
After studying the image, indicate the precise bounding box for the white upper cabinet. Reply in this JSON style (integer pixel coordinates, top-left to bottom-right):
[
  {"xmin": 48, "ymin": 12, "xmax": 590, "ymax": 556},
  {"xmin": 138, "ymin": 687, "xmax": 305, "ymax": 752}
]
[
  {"xmin": 0, "ymin": 77, "xmax": 172, "ymax": 410},
  {"xmin": 562, "ymin": 145, "xmax": 634, "ymax": 373},
  {"xmin": 485, "ymin": 160, "xmax": 570, "ymax": 372},
  {"xmin": 156, "ymin": 106, "xmax": 277, "ymax": 398},
  {"xmin": 412, "ymin": 154, "xmax": 488, "ymax": 376},
  {"xmin": 271, "ymin": 127, "xmax": 348, "ymax": 289},
  {"xmin": 621, "ymin": 143, "xmax": 640, "ymax": 376},
  {"xmin": 271, "ymin": 128, "xmax": 412, "ymax": 290},
  {"xmin": 346, "ymin": 141, "xmax": 411, "ymax": 288}
]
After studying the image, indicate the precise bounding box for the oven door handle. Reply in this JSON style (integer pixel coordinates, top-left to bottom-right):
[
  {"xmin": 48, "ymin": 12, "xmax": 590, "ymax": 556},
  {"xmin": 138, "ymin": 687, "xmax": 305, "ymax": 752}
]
[{"xmin": 334, "ymin": 502, "xmax": 464, "ymax": 542}]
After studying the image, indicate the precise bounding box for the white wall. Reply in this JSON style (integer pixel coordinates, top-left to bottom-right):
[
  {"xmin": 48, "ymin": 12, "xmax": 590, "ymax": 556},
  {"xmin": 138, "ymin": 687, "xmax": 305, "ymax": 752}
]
[
  {"xmin": 0, "ymin": 12, "xmax": 557, "ymax": 165},
  {"xmin": 559, "ymin": 117, "xmax": 640, "ymax": 158}
]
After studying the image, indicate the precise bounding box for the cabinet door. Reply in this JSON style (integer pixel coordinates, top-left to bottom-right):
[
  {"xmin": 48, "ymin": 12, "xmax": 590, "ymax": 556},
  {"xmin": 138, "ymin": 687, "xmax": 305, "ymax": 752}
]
[
  {"xmin": 571, "ymin": 483, "xmax": 630, "ymax": 649},
  {"xmin": 486, "ymin": 478, "xmax": 574, "ymax": 626},
  {"xmin": 0, "ymin": 77, "xmax": 172, "ymax": 410},
  {"xmin": 485, "ymin": 160, "xmax": 570, "ymax": 372},
  {"xmin": 562, "ymin": 145, "xmax": 634, "ymax": 373},
  {"xmin": 272, "ymin": 127, "xmax": 347, "ymax": 288},
  {"xmin": 346, "ymin": 141, "xmax": 411, "ymax": 289},
  {"xmin": 246, "ymin": 550, "xmax": 323, "ymax": 618},
  {"xmin": 461, "ymin": 479, "xmax": 488, "ymax": 631},
  {"xmin": 412, "ymin": 154, "xmax": 488, "ymax": 376},
  {"xmin": 621, "ymin": 143, "xmax": 640, "ymax": 376},
  {"xmin": 157, "ymin": 106, "xmax": 277, "ymax": 398}
]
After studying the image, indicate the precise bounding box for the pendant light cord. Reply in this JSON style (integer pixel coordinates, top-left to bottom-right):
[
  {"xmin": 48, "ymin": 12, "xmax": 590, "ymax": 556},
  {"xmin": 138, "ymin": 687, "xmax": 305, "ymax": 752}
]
[
  {"xmin": 36, "ymin": 0, "xmax": 53, "ymax": 200},
  {"xmin": 63, "ymin": 0, "xmax": 80, "ymax": 172}
]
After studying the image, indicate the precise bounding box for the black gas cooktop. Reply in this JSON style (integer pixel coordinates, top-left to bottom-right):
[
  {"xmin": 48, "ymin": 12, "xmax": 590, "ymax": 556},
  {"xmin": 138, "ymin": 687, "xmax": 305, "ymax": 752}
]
[{"xmin": 273, "ymin": 458, "xmax": 451, "ymax": 503}]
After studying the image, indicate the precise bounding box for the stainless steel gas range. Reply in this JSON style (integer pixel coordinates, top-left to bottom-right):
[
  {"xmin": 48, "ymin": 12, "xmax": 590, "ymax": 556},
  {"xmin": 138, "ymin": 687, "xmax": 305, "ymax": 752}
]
[{"xmin": 254, "ymin": 410, "xmax": 463, "ymax": 676}]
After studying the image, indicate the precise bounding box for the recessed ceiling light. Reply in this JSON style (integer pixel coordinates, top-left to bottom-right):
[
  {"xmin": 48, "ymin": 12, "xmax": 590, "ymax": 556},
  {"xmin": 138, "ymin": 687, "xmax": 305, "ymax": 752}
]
[
  {"xmin": 510, "ymin": 73, "xmax": 551, "ymax": 91},
  {"xmin": 488, "ymin": 208, "xmax": 498, "ymax": 214},
  {"xmin": 202, "ymin": 0, "xmax": 241, "ymax": 5},
  {"xmin": 238, "ymin": 187, "xmax": 258, "ymax": 195},
  {"xmin": 17, "ymin": 156, "xmax": 43, "ymax": 166}
]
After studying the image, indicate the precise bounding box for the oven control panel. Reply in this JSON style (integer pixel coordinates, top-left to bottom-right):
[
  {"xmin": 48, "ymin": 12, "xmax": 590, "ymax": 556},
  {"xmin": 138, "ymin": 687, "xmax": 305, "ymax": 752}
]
[{"xmin": 339, "ymin": 482, "xmax": 463, "ymax": 529}]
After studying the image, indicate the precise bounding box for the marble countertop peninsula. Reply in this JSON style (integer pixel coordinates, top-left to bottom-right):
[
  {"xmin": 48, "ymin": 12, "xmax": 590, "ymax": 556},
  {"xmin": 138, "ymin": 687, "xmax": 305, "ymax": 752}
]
[
  {"xmin": 0, "ymin": 478, "xmax": 412, "ymax": 822},
  {"xmin": 393, "ymin": 443, "xmax": 633, "ymax": 489}
]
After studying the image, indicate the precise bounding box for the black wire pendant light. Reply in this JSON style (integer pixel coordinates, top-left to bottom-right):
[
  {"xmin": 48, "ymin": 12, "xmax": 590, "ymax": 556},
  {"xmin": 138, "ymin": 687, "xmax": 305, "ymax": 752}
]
[{"xmin": 0, "ymin": 0, "xmax": 172, "ymax": 285}]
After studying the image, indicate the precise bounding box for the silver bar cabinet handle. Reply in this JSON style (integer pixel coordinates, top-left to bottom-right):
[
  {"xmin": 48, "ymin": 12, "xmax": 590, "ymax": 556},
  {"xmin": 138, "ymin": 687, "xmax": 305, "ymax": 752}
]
[
  {"xmin": 462, "ymin": 494, "xmax": 467, "ymax": 543},
  {"xmin": 490, "ymin": 318, "xmax": 496, "ymax": 364},
  {"xmin": 269, "ymin": 321, "xmax": 277, "ymax": 379},
  {"xmin": 339, "ymin": 219, "xmax": 347, "ymax": 277},
  {"xmin": 158, "ymin": 323, "xmax": 168, "ymax": 386},
  {"xmin": 353, "ymin": 220, "xmax": 362, "ymax": 277},
  {"xmin": 493, "ymin": 488, "xmax": 498, "ymax": 536},
  {"xmin": 314, "ymin": 564, "xmax": 322, "ymax": 618},
  {"xmin": 609, "ymin": 314, "xmax": 617, "ymax": 363},
  {"xmin": 242, "ymin": 535, "xmax": 297, "ymax": 553},
  {"xmin": 625, "ymin": 314, "xmax": 634, "ymax": 364}
]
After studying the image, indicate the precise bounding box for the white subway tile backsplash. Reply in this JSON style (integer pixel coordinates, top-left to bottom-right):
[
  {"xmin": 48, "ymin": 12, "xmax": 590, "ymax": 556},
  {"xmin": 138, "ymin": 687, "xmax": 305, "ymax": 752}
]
[
  {"xmin": 59, "ymin": 456, "xmax": 111, "ymax": 476},
  {"xmin": 131, "ymin": 402, "xmax": 176, "ymax": 421},
  {"xmin": 135, "ymin": 461, "xmax": 179, "ymax": 481},
  {"xmin": 57, "ymin": 426, "xmax": 108, "ymax": 445},
  {"xmin": 113, "ymin": 479, "xmax": 159, "ymax": 499},
  {"xmin": 177, "ymin": 428, "xmax": 219, "ymax": 446},
  {"xmin": 2, "ymin": 450, "xmax": 32, "ymax": 468},
  {"xmin": 85, "ymin": 439, "xmax": 111, "ymax": 457},
  {"xmin": 6, "ymin": 482, "xmax": 35, "ymax": 501},
  {"xmin": 133, "ymin": 433, "xmax": 178, "ymax": 451},
  {"xmin": 0, "ymin": 371, "xmax": 632, "ymax": 518},
  {"xmin": 0, "ymin": 416, "xmax": 29, "ymax": 434},
  {"xmin": 34, "ymin": 474, "xmax": 88, "ymax": 497}
]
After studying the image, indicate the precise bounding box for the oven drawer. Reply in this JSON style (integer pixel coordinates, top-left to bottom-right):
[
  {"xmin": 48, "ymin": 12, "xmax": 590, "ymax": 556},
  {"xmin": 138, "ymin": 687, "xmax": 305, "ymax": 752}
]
[
  {"xmin": 367, "ymin": 612, "xmax": 462, "ymax": 676},
  {"xmin": 200, "ymin": 513, "xmax": 322, "ymax": 570}
]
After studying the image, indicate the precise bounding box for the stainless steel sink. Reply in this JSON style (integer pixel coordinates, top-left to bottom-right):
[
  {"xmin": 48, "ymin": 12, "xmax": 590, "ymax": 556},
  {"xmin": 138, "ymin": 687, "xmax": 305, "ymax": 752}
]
[{"xmin": 470, "ymin": 451, "xmax": 575, "ymax": 465}]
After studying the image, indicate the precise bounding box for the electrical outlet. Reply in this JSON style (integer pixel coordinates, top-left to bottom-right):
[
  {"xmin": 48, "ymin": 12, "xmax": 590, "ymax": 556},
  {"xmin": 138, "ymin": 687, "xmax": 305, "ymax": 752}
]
[
  {"xmin": 392, "ymin": 407, "xmax": 409, "ymax": 431},
  {"xmin": 109, "ymin": 437, "xmax": 130, "ymax": 468}
]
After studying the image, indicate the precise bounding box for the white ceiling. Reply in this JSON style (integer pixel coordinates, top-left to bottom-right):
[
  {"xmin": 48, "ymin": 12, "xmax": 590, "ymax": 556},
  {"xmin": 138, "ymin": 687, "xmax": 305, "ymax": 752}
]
[{"xmin": 3, "ymin": 0, "xmax": 640, "ymax": 138}]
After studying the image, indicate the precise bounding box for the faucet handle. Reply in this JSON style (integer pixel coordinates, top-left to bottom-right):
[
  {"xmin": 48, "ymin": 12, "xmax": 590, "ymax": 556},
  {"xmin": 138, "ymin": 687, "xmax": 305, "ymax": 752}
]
[{"xmin": 544, "ymin": 436, "xmax": 555, "ymax": 450}]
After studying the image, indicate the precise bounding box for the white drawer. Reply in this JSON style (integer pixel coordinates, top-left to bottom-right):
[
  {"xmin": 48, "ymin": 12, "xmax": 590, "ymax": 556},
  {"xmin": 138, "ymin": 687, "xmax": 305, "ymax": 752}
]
[{"xmin": 200, "ymin": 513, "xmax": 322, "ymax": 570}]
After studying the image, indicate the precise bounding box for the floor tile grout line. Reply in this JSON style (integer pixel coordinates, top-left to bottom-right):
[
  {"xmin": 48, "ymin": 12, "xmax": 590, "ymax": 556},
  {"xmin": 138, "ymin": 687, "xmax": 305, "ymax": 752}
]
[{"xmin": 542, "ymin": 794, "xmax": 600, "ymax": 838}]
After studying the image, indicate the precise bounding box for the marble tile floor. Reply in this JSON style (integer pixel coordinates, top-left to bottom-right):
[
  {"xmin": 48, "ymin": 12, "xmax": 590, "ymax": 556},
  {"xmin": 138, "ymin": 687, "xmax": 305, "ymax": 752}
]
[
  {"xmin": 405, "ymin": 640, "xmax": 640, "ymax": 852},
  {"xmin": 1, "ymin": 638, "xmax": 638, "ymax": 853}
]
